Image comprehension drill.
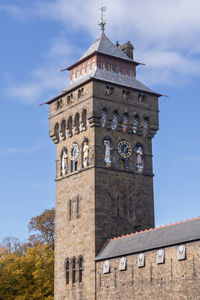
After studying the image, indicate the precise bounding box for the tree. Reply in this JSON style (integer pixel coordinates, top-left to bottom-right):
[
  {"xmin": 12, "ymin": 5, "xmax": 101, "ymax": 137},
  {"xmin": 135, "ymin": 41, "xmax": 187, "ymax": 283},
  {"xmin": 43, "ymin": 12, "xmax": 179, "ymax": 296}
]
[{"xmin": 28, "ymin": 208, "xmax": 55, "ymax": 250}]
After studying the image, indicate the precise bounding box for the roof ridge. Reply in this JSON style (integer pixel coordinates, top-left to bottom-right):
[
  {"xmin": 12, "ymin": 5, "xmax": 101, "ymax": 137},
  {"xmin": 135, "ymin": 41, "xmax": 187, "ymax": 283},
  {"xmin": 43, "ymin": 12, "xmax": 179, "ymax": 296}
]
[{"xmin": 110, "ymin": 216, "xmax": 200, "ymax": 241}]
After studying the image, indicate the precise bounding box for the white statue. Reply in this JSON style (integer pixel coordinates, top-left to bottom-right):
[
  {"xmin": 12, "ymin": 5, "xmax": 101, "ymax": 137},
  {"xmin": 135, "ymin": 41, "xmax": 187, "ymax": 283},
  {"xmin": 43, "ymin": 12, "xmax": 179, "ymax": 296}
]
[
  {"xmin": 136, "ymin": 146, "xmax": 143, "ymax": 171},
  {"xmin": 65, "ymin": 128, "xmax": 69, "ymax": 139},
  {"xmin": 83, "ymin": 141, "xmax": 89, "ymax": 168},
  {"xmin": 61, "ymin": 149, "xmax": 68, "ymax": 175},
  {"xmin": 104, "ymin": 140, "xmax": 113, "ymax": 167}
]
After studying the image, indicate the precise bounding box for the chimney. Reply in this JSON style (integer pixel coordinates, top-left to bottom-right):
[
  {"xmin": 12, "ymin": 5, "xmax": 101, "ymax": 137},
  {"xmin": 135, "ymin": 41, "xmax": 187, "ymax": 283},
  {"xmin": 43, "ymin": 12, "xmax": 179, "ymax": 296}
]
[{"xmin": 117, "ymin": 41, "xmax": 134, "ymax": 60}]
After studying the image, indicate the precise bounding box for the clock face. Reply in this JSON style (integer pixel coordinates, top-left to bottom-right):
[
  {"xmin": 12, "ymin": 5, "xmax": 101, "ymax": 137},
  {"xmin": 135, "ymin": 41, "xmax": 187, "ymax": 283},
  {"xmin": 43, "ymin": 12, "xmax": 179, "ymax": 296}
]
[
  {"xmin": 70, "ymin": 143, "xmax": 79, "ymax": 161},
  {"xmin": 118, "ymin": 141, "xmax": 132, "ymax": 159}
]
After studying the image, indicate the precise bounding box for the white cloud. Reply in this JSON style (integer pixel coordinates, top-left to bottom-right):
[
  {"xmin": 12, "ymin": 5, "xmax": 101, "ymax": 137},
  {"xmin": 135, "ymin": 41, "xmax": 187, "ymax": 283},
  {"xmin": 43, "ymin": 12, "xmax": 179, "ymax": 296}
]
[
  {"xmin": 2, "ymin": 0, "xmax": 200, "ymax": 102},
  {"xmin": 4, "ymin": 36, "xmax": 80, "ymax": 104}
]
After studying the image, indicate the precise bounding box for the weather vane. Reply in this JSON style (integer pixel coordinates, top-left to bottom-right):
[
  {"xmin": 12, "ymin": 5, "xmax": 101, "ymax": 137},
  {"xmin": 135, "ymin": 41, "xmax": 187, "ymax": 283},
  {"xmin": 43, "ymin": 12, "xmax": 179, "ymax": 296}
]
[{"xmin": 98, "ymin": 5, "xmax": 106, "ymax": 33}]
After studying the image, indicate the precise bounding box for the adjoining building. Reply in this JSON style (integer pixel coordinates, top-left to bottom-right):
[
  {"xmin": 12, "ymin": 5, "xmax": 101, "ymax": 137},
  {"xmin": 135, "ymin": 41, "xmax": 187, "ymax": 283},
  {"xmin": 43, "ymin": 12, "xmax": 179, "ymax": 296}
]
[{"xmin": 43, "ymin": 18, "xmax": 200, "ymax": 300}]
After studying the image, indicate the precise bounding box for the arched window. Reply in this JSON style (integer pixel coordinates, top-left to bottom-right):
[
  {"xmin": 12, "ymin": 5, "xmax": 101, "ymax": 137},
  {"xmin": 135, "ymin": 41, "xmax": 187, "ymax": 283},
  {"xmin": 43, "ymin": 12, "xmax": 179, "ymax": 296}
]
[
  {"xmin": 77, "ymin": 68, "xmax": 81, "ymax": 78},
  {"xmin": 82, "ymin": 64, "xmax": 86, "ymax": 76},
  {"xmin": 82, "ymin": 109, "xmax": 87, "ymax": 129},
  {"xmin": 100, "ymin": 108, "xmax": 107, "ymax": 128},
  {"xmin": 129, "ymin": 196, "xmax": 132, "ymax": 216},
  {"xmin": 91, "ymin": 59, "xmax": 95, "ymax": 70},
  {"xmin": 111, "ymin": 111, "xmax": 118, "ymax": 130},
  {"xmin": 67, "ymin": 95, "xmax": 70, "ymax": 104},
  {"xmin": 143, "ymin": 117, "xmax": 148, "ymax": 136},
  {"xmin": 135, "ymin": 144, "xmax": 144, "ymax": 173},
  {"xmin": 105, "ymin": 61, "xmax": 111, "ymax": 71},
  {"xmin": 79, "ymin": 256, "xmax": 83, "ymax": 283},
  {"xmin": 72, "ymin": 71, "xmax": 76, "ymax": 81},
  {"xmin": 82, "ymin": 139, "xmax": 89, "ymax": 168},
  {"xmin": 65, "ymin": 259, "xmax": 69, "ymax": 285},
  {"xmin": 61, "ymin": 120, "xmax": 66, "ymax": 140},
  {"xmin": 117, "ymin": 195, "xmax": 120, "ymax": 216},
  {"xmin": 70, "ymin": 143, "xmax": 79, "ymax": 172},
  {"xmin": 54, "ymin": 123, "xmax": 59, "ymax": 142},
  {"xmin": 121, "ymin": 65, "xmax": 125, "ymax": 74},
  {"xmin": 87, "ymin": 61, "xmax": 91, "ymax": 72},
  {"xmin": 127, "ymin": 66, "xmax": 132, "ymax": 76},
  {"xmin": 132, "ymin": 115, "xmax": 139, "ymax": 134},
  {"xmin": 99, "ymin": 59, "xmax": 104, "ymax": 69},
  {"xmin": 72, "ymin": 257, "xmax": 76, "ymax": 284},
  {"xmin": 67, "ymin": 116, "xmax": 72, "ymax": 136},
  {"xmin": 61, "ymin": 147, "xmax": 68, "ymax": 176},
  {"xmin": 75, "ymin": 113, "xmax": 80, "ymax": 134},
  {"xmin": 69, "ymin": 199, "xmax": 72, "ymax": 220},
  {"xmin": 122, "ymin": 113, "xmax": 128, "ymax": 132},
  {"xmin": 113, "ymin": 64, "xmax": 118, "ymax": 73}
]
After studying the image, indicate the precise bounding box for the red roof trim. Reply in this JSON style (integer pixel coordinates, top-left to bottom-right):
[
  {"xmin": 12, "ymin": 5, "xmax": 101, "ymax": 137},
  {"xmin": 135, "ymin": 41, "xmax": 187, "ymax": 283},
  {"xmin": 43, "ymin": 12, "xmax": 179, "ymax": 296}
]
[
  {"xmin": 110, "ymin": 216, "xmax": 200, "ymax": 241},
  {"xmin": 62, "ymin": 51, "xmax": 141, "ymax": 72}
]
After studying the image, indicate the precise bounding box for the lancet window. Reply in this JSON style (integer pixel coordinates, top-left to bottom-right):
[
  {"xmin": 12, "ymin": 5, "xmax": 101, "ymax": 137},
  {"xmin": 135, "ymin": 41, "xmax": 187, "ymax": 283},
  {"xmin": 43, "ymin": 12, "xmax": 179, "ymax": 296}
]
[
  {"xmin": 101, "ymin": 108, "xmax": 107, "ymax": 128},
  {"xmin": 82, "ymin": 109, "xmax": 87, "ymax": 129},
  {"xmin": 54, "ymin": 123, "xmax": 59, "ymax": 142},
  {"xmin": 72, "ymin": 258, "xmax": 76, "ymax": 284},
  {"xmin": 65, "ymin": 259, "xmax": 70, "ymax": 285},
  {"xmin": 75, "ymin": 113, "xmax": 80, "ymax": 134},
  {"xmin": 67, "ymin": 116, "xmax": 72, "ymax": 137},
  {"xmin": 79, "ymin": 256, "xmax": 83, "ymax": 283}
]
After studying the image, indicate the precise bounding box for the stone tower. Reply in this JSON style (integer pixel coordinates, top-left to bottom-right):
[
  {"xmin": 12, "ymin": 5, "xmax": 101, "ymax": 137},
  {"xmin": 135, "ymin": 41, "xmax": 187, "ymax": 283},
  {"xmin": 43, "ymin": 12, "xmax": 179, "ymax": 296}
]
[{"xmin": 45, "ymin": 23, "xmax": 160, "ymax": 300}]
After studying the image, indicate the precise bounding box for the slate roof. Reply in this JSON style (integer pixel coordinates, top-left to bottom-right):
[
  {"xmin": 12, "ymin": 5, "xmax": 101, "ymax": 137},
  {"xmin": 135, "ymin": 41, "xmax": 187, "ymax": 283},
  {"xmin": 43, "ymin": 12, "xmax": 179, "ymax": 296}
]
[
  {"xmin": 63, "ymin": 67, "xmax": 160, "ymax": 96},
  {"xmin": 79, "ymin": 32, "xmax": 133, "ymax": 62},
  {"xmin": 95, "ymin": 217, "xmax": 200, "ymax": 261}
]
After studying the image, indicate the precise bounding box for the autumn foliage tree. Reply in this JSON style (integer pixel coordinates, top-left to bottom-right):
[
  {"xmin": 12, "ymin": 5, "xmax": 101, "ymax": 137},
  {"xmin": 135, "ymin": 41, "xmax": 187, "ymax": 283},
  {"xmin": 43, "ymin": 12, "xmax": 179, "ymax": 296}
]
[{"xmin": 0, "ymin": 208, "xmax": 55, "ymax": 300}]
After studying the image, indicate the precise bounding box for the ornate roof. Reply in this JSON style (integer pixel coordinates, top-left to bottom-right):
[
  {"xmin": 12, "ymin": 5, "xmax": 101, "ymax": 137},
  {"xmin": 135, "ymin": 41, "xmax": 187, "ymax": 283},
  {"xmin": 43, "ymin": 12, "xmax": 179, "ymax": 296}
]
[
  {"xmin": 95, "ymin": 217, "xmax": 200, "ymax": 261},
  {"xmin": 79, "ymin": 32, "xmax": 133, "ymax": 62}
]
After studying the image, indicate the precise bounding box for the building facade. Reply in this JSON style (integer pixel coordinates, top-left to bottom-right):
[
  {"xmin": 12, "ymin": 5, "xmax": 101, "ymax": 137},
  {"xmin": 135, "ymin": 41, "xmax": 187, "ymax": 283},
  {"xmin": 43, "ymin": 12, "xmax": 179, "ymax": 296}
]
[{"xmin": 44, "ymin": 21, "xmax": 200, "ymax": 300}]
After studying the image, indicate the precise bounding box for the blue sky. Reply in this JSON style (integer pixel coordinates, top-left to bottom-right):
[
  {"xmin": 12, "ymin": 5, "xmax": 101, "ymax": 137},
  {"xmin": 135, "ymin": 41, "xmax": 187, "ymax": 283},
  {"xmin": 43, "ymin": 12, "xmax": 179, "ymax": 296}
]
[{"xmin": 0, "ymin": 0, "xmax": 200, "ymax": 241}]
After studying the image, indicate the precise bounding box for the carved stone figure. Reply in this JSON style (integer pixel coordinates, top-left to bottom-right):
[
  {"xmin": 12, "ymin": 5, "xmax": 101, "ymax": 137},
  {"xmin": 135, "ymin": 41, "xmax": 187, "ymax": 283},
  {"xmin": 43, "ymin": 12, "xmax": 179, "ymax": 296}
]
[
  {"xmin": 61, "ymin": 149, "xmax": 68, "ymax": 175},
  {"xmin": 136, "ymin": 146, "xmax": 143, "ymax": 172},
  {"xmin": 83, "ymin": 141, "xmax": 89, "ymax": 168},
  {"xmin": 104, "ymin": 140, "xmax": 113, "ymax": 167}
]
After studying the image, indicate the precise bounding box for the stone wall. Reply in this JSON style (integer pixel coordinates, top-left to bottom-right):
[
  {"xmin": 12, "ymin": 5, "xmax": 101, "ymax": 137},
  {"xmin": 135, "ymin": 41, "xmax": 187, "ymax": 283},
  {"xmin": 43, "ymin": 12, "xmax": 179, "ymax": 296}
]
[{"xmin": 96, "ymin": 240, "xmax": 200, "ymax": 300}]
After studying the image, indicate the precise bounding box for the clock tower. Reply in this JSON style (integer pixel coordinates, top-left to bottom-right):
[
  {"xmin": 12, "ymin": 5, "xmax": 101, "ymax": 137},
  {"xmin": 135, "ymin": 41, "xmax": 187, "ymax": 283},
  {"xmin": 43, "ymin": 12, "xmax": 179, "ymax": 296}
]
[{"xmin": 45, "ymin": 20, "xmax": 160, "ymax": 300}]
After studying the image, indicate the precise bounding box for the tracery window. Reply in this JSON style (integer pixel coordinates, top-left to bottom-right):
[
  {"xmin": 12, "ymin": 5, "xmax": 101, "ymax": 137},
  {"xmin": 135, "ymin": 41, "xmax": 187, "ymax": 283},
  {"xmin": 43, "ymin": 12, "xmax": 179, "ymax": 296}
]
[
  {"xmin": 143, "ymin": 117, "xmax": 148, "ymax": 136},
  {"xmin": 111, "ymin": 111, "xmax": 118, "ymax": 130},
  {"xmin": 79, "ymin": 256, "xmax": 83, "ymax": 283},
  {"xmin": 122, "ymin": 113, "xmax": 128, "ymax": 132},
  {"xmin": 65, "ymin": 259, "xmax": 70, "ymax": 285},
  {"xmin": 70, "ymin": 143, "xmax": 79, "ymax": 172},
  {"xmin": 132, "ymin": 115, "xmax": 139, "ymax": 134},
  {"xmin": 101, "ymin": 108, "xmax": 107, "ymax": 128}
]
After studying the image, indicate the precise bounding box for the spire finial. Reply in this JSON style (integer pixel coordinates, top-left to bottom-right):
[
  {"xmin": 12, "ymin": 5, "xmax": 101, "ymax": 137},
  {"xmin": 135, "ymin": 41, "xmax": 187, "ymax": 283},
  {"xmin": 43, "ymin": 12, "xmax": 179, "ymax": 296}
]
[{"xmin": 98, "ymin": 6, "xmax": 106, "ymax": 33}]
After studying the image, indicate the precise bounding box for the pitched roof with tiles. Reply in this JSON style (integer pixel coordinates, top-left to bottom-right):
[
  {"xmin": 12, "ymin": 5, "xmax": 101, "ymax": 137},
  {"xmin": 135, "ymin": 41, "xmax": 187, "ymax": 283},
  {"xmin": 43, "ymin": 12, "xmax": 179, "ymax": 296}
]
[
  {"xmin": 79, "ymin": 32, "xmax": 133, "ymax": 62},
  {"xmin": 95, "ymin": 217, "xmax": 200, "ymax": 261}
]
